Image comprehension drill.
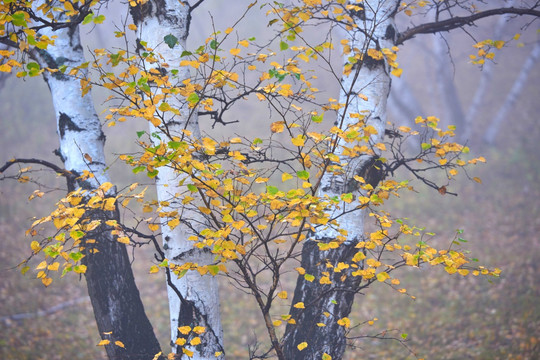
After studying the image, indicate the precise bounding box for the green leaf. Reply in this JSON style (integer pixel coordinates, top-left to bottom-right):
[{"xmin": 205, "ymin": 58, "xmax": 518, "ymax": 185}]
[
  {"xmin": 421, "ymin": 143, "xmax": 431, "ymax": 150},
  {"xmin": 311, "ymin": 114, "xmax": 324, "ymax": 123},
  {"xmin": 70, "ymin": 230, "xmax": 85, "ymax": 240},
  {"xmin": 21, "ymin": 265, "xmax": 30, "ymax": 275},
  {"xmin": 187, "ymin": 184, "xmax": 198, "ymax": 192},
  {"xmin": 164, "ymin": 34, "xmax": 178, "ymax": 49},
  {"xmin": 280, "ymin": 41, "xmax": 289, "ymax": 51},
  {"xmin": 266, "ymin": 186, "xmax": 279, "ymax": 195},
  {"xmin": 296, "ymin": 170, "xmax": 310, "ymax": 180},
  {"xmin": 209, "ymin": 39, "xmax": 218, "ymax": 50},
  {"xmin": 304, "ymin": 273, "xmax": 315, "ymax": 282},
  {"xmin": 82, "ymin": 12, "xmax": 94, "ymax": 25},
  {"xmin": 11, "ymin": 12, "xmax": 27, "ymax": 27},
  {"xmin": 133, "ymin": 165, "xmax": 146, "ymax": 174},
  {"xmin": 187, "ymin": 92, "xmax": 200, "ymax": 104},
  {"xmin": 93, "ymin": 14, "xmax": 106, "ymax": 24},
  {"xmin": 69, "ymin": 252, "xmax": 83, "ymax": 262},
  {"xmin": 401, "ymin": 333, "xmax": 408, "ymax": 340},
  {"xmin": 168, "ymin": 141, "xmax": 182, "ymax": 150},
  {"xmin": 136, "ymin": 131, "xmax": 146, "ymax": 138},
  {"xmin": 208, "ymin": 265, "xmax": 220, "ymax": 276}
]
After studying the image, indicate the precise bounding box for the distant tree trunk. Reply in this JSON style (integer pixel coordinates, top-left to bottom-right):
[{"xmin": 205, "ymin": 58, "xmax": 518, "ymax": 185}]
[
  {"xmin": 388, "ymin": 76, "xmax": 424, "ymax": 123},
  {"xmin": 283, "ymin": 1, "xmax": 399, "ymax": 359},
  {"xmin": 433, "ymin": 34, "xmax": 466, "ymax": 139},
  {"xmin": 484, "ymin": 39, "xmax": 540, "ymax": 145},
  {"xmin": 131, "ymin": 1, "xmax": 224, "ymax": 358},
  {"xmin": 31, "ymin": 2, "xmax": 161, "ymax": 359},
  {"xmin": 463, "ymin": 0, "xmax": 515, "ymax": 142}
]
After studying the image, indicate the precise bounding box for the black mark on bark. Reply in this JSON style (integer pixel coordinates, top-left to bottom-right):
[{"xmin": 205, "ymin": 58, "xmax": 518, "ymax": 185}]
[{"xmin": 58, "ymin": 112, "xmax": 83, "ymax": 138}]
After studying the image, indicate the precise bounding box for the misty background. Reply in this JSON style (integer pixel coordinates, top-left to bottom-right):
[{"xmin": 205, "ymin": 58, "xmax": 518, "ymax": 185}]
[{"xmin": 1, "ymin": 1, "xmax": 539, "ymax": 359}]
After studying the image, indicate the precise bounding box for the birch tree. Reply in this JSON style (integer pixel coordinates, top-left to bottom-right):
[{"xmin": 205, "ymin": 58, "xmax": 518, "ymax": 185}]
[
  {"xmin": 1, "ymin": 1, "xmax": 539, "ymax": 360},
  {"xmin": 0, "ymin": 1, "xmax": 161, "ymax": 359}
]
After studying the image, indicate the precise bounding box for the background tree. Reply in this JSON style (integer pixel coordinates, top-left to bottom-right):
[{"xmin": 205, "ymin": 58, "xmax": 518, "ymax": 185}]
[{"xmin": 1, "ymin": 1, "xmax": 539, "ymax": 360}]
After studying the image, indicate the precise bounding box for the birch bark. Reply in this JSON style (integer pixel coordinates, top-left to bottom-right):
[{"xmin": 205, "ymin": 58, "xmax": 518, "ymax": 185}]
[
  {"xmin": 30, "ymin": 2, "xmax": 161, "ymax": 359},
  {"xmin": 130, "ymin": 1, "xmax": 224, "ymax": 358},
  {"xmin": 283, "ymin": 1, "xmax": 400, "ymax": 359}
]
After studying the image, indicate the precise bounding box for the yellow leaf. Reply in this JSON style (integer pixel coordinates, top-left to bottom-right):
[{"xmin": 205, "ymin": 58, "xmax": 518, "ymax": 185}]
[
  {"xmin": 337, "ymin": 317, "xmax": 350, "ymax": 328},
  {"xmin": 225, "ymin": 27, "xmax": 233, "ymax": 34},
  {"xmin": 230, "ymin": 48, "xmax": 241, "ymax": 56},
  {"xmin": 36, "ymin": 261, "xmax": 47, "ymax": 270},
  {"xmin": 398, "ymin": 126, "xmax": 410, "ymax": 133},
  {"xmin": 193, "ymin": 326, "xmax": 206, "ymax": 334},
  {"xmin": 271, "ymin": 121, "xmax": 285, "ymax": 133},
  {"xmin": 273, "ymin": 320, "xmax": 282, "ymax": 326},
  {"xmin": 149, "ymin": 265, "xmax": 159, "ymax": 274},
  {"xmin": 277, "ymin": 291, "xmax": 288, "ymax": 299},
  {"xmin": 297, "ymin": 342, "xmax": 308, "ymax": 351},
  {"xmin": 117, "ymin": 236, "xmax": 130, "ymax": 244},
  {"xmin": 190, "ymin": 337, "xmax": 201, "ymax": 346},
  {"xmin": 376, "ymin": 271, "xmax": 390, "ymax": 282},
  {"xmin": 175, "ymin": 338, "xmax": 186, "ymax": 346},
  {"xmin": 182, "ymin": 348, "xmax": 194, "ymax": 357},
  {"xmin": 358, "ymin": 93, "xmax": 368, "ymax": 101},
  {"xmin": 293, "ymin": 302, "xmax": 305, "ymax": 309},
  {"xmin": 128, "ymin": 24, "xmax": 137, "ymax": 31},
  {"xmin": 178, "ymin": 326, "xmax": 191, "ymax": 335},
  {"xmin": 98, "ymin": 339, "xmax": 110, "ymax": 346},
  {"xmin": 42, "ymin": 277, "xmax": 53, "ymax": 287},
  {"xmin": 281, "ymin": 173, "xmax": 293, "ymax": 182},
  {"xmin": 322, "ymin": 353, "xmax": 332, "ymax": 360},
  {"xmin": 168, "ymin": 218, "xmax": 180, "ymax": 230},
  {"xmin": 31, "ymin": 241, "xmax": 41, "ymax": 253},
  {"xmin": 238, "ymin": 40, "xmax": 249, "ymax": 47},
  {"xmin": 64, "ymin": 1, "xmax": 74, "ymax": 11},
  {"xmin": 115, "ymin": 341, "xmax": 125, "ymax": 348},
  {"xmin": 473, "ymin": 177, "xmax": 482, "ymax": 184},
  {"xmin": 391, "ymin": 68, "xmax": 403, "ymax": 77},
  {"xmin": 47, "ymin": 262, "xmax": 60, "ymax": 271},
  {"xmin": 291, "ymin": 134, "xmax": 306, "ymax": 147},
  {"xmin": 148, "ymin": 223, "xmax": 160, "ymax": 232}
]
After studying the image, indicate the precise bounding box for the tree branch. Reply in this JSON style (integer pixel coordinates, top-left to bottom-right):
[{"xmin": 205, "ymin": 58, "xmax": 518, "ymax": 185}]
[
  {"xmin": 0, "ymin": 158, "xmax": 74, "ymax": 180},
  {"xmin": 397, "ymin": 7, "xmax": 540, "ymax": 45}
]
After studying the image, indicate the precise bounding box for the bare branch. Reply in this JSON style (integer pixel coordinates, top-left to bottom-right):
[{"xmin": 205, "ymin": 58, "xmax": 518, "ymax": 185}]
[
  {"xmin": 397, "ymin": 7, "xmax": 540, "ymax": 45},
  {"xmin": 0, "ymin": 158, "xmax": 74, "ymax": 180}
]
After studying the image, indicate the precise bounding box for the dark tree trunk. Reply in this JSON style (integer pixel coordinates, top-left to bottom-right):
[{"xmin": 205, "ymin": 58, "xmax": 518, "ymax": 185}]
[
  {"xmin": 82, "ymin": 208, "xmax": 162, "ymax": 360},
  {"xmin": 283, "ymin": 240, "xmax": 363, "ymax": 359}
]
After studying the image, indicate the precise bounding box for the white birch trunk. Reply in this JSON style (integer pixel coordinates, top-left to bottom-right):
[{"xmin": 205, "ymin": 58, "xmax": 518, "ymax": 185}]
[
  {"xmin": 132, "ymin": 2, "xmax": 224, "ymax": 358},
  {"xmin": 30, "ymin": 2, "xmax": 161, "ymax": 358},
  {"xmin": 285, "ymin": 1, "xmax": 400, "ymax": 359}
]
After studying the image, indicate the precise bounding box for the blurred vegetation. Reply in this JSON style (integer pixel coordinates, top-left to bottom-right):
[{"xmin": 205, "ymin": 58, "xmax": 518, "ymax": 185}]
[{"xmin": 1, "ymin": 3, "xmax": 539, "ymax": 359}]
